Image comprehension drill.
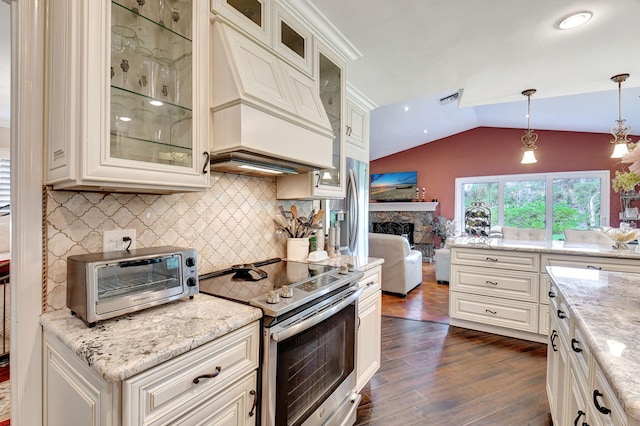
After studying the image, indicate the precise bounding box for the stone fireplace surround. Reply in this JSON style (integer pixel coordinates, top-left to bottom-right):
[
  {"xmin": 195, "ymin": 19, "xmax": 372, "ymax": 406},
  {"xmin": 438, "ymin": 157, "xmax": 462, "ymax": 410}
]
[{"xmin": 369, "ymin": 210, "xmax": 436, "ymax": 258}]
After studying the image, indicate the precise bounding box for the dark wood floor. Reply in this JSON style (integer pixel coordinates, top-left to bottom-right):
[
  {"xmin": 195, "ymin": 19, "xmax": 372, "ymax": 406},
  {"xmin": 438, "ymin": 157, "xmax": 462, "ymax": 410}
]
[{"xmin": 356, "ymin": 263, "xmax": 552, "ymax": 425}]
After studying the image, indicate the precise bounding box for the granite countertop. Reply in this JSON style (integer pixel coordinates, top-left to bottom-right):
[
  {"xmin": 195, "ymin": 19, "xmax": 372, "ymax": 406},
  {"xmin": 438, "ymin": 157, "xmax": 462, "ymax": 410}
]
[
  {"xmin": 40, "ymin": 293, "xmax": 262, "ymax": 382},
  {"xmin": 449, "ymin": 237, "xmax": 640, "ymax": 259},
  {"xmin": 288, "ymin": 254, "xmax": 384, "ymax": 271},
  {"xmin": 547, "ymin": 266, "xmax": 640, "ymax": 420}
]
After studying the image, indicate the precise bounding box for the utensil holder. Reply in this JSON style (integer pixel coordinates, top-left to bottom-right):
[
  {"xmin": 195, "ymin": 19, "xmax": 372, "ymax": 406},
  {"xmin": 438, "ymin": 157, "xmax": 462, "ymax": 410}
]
[{"xmin": 287, "ymin": 238, "xmax": 309, "ymax": 261}]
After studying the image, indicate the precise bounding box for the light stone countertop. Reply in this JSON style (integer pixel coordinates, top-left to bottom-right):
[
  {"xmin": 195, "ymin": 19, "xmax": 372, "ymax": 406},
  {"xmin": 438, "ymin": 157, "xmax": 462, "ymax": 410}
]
[
  {"xmin": 449, "ymin": 237, "xmax": 640, "ymax": 259},
  {"xmin": 40, "ymin": 293, "xmax": 262, "ymax": 382},
  {"xmin": 547, "ymin": 266, "xmax": 640, "ymax": 420}
]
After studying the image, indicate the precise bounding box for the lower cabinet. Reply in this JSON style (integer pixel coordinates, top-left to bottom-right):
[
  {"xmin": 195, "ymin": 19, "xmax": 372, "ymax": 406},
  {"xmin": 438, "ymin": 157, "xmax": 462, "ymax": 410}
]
[
  {"xmin": 356, "ymin": 265, "xmax": 381, "ymax": 392},
  {"xmin": 43, "ymin": 321, "xmax": 260, "ymax": 426},
  {"xmin": 546, "ymin": 286, "xmax": 629, "ymax": 426}
]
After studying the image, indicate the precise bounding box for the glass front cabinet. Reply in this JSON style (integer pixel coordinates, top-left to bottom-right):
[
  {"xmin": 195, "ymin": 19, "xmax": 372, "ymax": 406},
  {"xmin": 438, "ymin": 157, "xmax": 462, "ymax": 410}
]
[
  {"xmin": 46, "ymin": 0, "xmax": 210, "ymax": 193},
  {"xmin": 276, "ymin": 42, "xmax": 347, "ymax": 200}
]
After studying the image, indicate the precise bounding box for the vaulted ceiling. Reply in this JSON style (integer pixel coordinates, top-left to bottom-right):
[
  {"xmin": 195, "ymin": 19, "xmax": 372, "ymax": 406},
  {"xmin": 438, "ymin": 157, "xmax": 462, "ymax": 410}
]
[{"xmin": 308, "ymin": 0, "xmax": 640, "ymax": 159}]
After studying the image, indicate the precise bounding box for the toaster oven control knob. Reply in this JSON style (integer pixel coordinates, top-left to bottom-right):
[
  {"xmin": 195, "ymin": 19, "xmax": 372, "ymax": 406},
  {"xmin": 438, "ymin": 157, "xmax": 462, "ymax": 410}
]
[
  {"xmin": 280, "ymin": 285, "xmax": 293, "ymax": 298},
  {"xmin": 185, "ymin": 257, "xmax": 196, "ymax": 267},
  {"xmin": 266, "ymin": 290, "xmax": 280, "ymax": 304},
  {"xmin": 187, "ymin": 277, "xmax": 197, "ymax": 287}
]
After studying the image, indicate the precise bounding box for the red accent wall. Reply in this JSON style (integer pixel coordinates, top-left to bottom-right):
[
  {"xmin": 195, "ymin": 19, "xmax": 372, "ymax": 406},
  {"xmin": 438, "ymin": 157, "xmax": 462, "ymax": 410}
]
[{"xmin": 370, "ymin": 127, "xmax": 627, "ymax": 226}]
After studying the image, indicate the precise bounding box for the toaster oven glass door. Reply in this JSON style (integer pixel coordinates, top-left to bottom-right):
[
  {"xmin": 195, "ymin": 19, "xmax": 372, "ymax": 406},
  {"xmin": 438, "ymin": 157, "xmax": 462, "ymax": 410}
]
[{"xmin": 94, "ymin": 253, "xmax": 185, "ymax": 315}]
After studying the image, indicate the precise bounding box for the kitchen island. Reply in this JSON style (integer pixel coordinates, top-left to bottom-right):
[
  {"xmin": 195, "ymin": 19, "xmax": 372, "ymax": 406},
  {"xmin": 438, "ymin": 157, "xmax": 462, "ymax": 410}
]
[
  {"xmin": 41, "ymin": 293, "xmax": 263, "ymax": 425},
  {"xmin": 547, "ymin": 266, "xmax": 640, "ymax": 425},
  {"xmin": 447, "ymin": 237, "xmax": 640, "ymax": 342}
]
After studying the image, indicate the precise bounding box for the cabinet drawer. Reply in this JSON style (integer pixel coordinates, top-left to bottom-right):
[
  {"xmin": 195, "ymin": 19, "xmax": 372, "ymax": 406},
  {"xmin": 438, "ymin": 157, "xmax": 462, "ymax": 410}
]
[
  {"xmin": 539, "ymin": 273, "xmax": 552, "ymax": 304},
  {"xmin": 123, "ymin": 322, "xmax": 260, "ymax": 425},
  {"xmin": 591, "ymin": 363, "xmax": 628, "ymax": 426},
  {"xmin": 451, "ymin": 265, "xmax": 538, "ymax": 302},
  {"xmin": 556, "ymin": 297, "xmax": 572, "ymax": 339},
  {"xmin": 449, "ymin": 292, "xmax": 538, "ymax": 333},
  {"xmin": 569, "ymin": 324, "xmax": 591, "ymax": 384},
  {"xmin": 359, "ymin": 266, "xmax": 381, "ymax": 300},
  {"xmin": 542, "ymin": 253, "xmax": 640, "ymax": 274},
  {"xmin": 452, "ymin": 248, "xmax": 539, "ymax": 272}
]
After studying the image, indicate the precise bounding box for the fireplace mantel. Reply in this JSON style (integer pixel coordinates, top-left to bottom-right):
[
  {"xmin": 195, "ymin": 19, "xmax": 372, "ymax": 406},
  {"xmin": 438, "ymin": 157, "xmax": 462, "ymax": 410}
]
[{"xmin": 369, "ymin": 202, "xmax": 439, "ymax": 212}]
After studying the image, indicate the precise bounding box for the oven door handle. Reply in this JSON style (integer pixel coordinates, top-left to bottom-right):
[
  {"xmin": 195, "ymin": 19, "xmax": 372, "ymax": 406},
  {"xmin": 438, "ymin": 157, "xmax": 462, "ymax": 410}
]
[{"xmin": 270, "ymin": 287, "xmax": 363, "ymax": 342}]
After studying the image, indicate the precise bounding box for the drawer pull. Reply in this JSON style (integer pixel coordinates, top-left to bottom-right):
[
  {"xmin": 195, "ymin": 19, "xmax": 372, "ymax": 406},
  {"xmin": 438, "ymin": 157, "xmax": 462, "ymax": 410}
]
[
  {"xmin": 557, "ymin": 309, "xmax": 567, "ymax": 320},
  {"xmin": 249, "ymin": 390, "xmax": 257, "ymax": 417},
  {"xmin": 574, "ymin": 410, "xmax": 586, "ymax": 426},
  {"xmin": 587, "ymin": 265, "xmax": 602, "ymax": 270},
  {"xmin": 548, "ymin": 290, "xmax": 556, "ymax": 298},
  {"xmin": 571, "ymin": 338, "xmax": 583, "ymax": 353},
  {"xmin": 550, "ymin": 330, "xmax": 558, "ymax": 352},
  {"xmin": 593, "ymin": 390, "xmax": 611, "ymax": 415},
  {"xmin": 485, "ymin": 309, "xmax": 497, "ymax": 315},
  {"xmin": 485, "ymin": 257, "xmax": 498, "ymax": 262},
  {"xmin": 193, "ymin": 366, "xmax": 222, "ymax": 384},
  {"xmin": 485, "ymin": 280, "xmax": 498, "ymax": 286},
  {"xmin": 367, "ymin": 281, "xmax": 374, "ymax": 287}
]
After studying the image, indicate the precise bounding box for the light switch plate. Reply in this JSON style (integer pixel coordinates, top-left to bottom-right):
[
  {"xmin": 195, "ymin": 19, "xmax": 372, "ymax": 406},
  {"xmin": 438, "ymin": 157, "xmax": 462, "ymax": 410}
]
[{"xmin": 103, "ymin": 229, "xmax": 136, "ymax": 252}]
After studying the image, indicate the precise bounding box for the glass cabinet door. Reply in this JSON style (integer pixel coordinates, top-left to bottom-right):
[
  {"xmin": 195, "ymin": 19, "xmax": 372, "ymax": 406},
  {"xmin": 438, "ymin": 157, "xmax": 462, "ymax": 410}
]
[
  {"xmin": 317, "ymin": 52, "xmax": 342, "ymax": 189},
  {"xmin": 110, "ymin": 1, "xmax": 194, "ymax": 168}
]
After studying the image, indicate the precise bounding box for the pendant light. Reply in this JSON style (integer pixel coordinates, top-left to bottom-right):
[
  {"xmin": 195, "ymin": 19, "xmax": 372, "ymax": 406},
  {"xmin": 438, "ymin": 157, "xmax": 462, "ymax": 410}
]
[
  {"xmin": 610, "ymin": 73, "xmax": 631, "ymax": 158},
  {"xmin": 521, "ymin": 89, "xmax": 538, "ymax": 164}
]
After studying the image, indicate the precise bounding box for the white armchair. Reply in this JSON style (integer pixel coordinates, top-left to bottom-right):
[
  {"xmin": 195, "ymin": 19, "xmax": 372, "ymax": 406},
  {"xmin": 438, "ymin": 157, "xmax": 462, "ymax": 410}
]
[{"xmin": 368, "ymin": 233, "xmax": 422, "ymax": 296}]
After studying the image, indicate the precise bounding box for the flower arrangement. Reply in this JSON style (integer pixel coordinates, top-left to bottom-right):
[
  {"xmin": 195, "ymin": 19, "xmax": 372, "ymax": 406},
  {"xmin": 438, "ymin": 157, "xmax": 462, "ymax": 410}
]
[
  {"xmin": 613, "ymin": 143, "xmax": 640, "ymax": 193},
  {"xmin": 432, "ymin": 216, "xmax": 456, "ymax": 246}
]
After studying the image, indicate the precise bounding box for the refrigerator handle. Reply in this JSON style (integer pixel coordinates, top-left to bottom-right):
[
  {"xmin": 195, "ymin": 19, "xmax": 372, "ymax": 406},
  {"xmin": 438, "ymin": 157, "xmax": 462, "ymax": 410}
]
[{"xmin": 348, "ymin": 169, "xmax": 359, "ymax": 253}]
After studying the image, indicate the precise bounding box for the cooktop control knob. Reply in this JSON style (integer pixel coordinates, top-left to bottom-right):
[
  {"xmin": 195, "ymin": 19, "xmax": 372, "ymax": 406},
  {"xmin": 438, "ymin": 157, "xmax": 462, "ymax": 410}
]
[
  {"xmin": 280, "ymin": 285, "xmax": 293, "ymax": 298},
  {"xmin": 185, "ymin": 257, "xmax": 196, "ymax": 267},
  {"xmin": 266, "ymin": 290, "xmax": 280, "ymax": 304},
  {"xmin": 347, "ymin": 263, "xmax": 354, "ymax": 272},
  {"xmin": 338, "ymin": 264, "xmax": 348, "ymax": 275}
]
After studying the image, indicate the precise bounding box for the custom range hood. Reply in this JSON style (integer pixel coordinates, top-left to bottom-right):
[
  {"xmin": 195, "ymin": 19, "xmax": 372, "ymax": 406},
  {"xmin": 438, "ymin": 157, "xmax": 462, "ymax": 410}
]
[{"xmin": 210, "ymin": 19, "xmax": 334, "ymax": 176}]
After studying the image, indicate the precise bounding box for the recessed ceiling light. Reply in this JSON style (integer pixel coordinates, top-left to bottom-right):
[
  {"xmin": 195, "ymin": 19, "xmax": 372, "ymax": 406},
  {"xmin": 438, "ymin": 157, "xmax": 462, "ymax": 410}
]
[
  {"xmin": 558, "ymin": 12, "xmax": 592, "ymax": 30},
  {"xmin": 403, "ymin": 106, "xmax": 409, "ymax": 112},
  {"xmin": 423, "ymin": 129, "xmax": 428, "ymax": 134}
]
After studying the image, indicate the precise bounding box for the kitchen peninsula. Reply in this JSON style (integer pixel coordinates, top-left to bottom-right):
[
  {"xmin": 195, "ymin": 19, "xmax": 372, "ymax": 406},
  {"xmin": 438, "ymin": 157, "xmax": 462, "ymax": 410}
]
[
  {"xmin": 546, "ymin": 266, "xmax": 640, "ymax": 425},
  {"xmin": 447, "ymin": 237, "xmax": 640, "ymax": 343}
]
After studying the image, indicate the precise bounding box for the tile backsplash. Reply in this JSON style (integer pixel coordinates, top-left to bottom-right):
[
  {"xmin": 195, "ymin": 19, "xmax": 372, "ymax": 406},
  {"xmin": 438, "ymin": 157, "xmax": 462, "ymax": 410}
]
[{"xmin": 45, "ymin": 172, "xmax": 312, "ymax": 312}]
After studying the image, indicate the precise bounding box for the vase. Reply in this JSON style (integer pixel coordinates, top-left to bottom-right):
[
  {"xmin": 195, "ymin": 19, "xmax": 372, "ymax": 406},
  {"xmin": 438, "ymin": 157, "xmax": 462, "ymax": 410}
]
[{"xmin": 287, "ymin": 237, "xmax": 309, "ymax": 261}]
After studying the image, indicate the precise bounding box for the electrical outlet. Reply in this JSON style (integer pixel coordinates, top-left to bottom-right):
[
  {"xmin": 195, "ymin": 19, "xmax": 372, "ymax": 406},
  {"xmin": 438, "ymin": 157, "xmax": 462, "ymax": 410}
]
[{"xmin": 103, "ymin": 229, "xmax": 137, "ymax": 252}]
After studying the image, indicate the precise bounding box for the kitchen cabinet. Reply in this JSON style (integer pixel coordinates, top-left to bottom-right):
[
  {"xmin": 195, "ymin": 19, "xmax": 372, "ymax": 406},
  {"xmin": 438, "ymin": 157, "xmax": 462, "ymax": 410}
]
[
  {"xmin": 211, "ymin": 0, "xmax": 313, "ymax": 75},
  {"xmin": 277, "ymin": 41, "xmax": 346, "ymax": 199},
  {"xmin": 46, "ymin": 0, "xmax": 210, "ymax": 193},
  {"xmin": 355, "ymin": 265, "xmax": 381, "ymax": 392},
  {"xmin": 345, "ymin": 85, "xmax": 375, "ymax": 164},
  {"xmin": 43, "ymin": 321, "xmax": 260, "ymax": 426},
  {"xmin": 546, "ymin": 279, "xmax": 629, "ymax": 426}
]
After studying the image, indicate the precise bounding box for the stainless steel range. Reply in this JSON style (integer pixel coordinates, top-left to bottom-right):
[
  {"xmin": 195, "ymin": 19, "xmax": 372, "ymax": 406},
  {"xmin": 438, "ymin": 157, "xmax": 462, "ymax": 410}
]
[{"xmin": 199, "ymin": 258, "xmax": 364, "ymax": 426}]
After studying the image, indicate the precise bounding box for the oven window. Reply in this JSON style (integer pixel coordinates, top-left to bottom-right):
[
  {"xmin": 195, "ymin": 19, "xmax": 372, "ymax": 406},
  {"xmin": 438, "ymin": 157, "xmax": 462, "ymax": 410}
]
[
  {"xmin": 96, "ymin": 254, "xmax": 183, "ymax": 304},
  {"xmin": 275, "ymin": 304, "xmax": 355, "ymax": 426}
]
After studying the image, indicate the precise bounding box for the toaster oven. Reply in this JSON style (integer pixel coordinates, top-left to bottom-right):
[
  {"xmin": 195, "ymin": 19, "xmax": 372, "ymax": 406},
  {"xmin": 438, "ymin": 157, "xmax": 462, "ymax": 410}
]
[{"xmin": 67, "ymin": 246, "xmax": 198, "ymax": 327}]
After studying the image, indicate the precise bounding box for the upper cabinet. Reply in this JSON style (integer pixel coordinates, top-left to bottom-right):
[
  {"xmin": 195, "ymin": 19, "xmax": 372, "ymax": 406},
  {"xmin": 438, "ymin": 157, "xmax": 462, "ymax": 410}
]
[
  {"xmin": 345, "ymin": 84, "xmax": 376, "ymax": 164},
  {"xmin": 211, "ymin": 0, "xmax": 272, "ymax": 45},
  {"xmin": 276, "ymin": 42, "xmax": 347, "ymax": 199},
  {"xmin": 46, "ymin": 0, "xmax": 210, "ymax": 193}
]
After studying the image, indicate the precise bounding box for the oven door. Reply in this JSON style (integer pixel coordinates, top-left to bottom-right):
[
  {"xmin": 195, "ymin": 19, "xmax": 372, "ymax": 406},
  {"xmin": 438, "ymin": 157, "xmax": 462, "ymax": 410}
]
[
  {"xmin": 263, "ymin": 286, "xmax": 363, "ymax": 426},
  {"xmin": 91, "ymin": 253, "xmax": 187, "ymax": 320}
]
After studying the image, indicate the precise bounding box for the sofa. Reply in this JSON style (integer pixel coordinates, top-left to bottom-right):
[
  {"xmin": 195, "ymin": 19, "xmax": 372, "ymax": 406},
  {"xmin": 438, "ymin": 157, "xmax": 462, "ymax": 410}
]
[{"xmin": 368, "ymin": 232, "xmax": 422, "ymax": 296}]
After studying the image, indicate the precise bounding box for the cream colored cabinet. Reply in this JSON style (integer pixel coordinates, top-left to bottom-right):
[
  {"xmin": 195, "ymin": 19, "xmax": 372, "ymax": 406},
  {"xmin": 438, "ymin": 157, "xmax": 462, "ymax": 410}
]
[
  {"xmin": 449, "ymin": 248, "xmax": 544, "ymax": 342},
  {"xmin": 277, "ymin": 42, "xmax": 346, "ymax": 199},
  {"xmin": 355, "ymin": 265, "xmax": 381, "ymax": 392},
  {"xmin": 43, "ymin": 322, "xmax": 260, "ymax": 426},
  {"xmin": 547, "ymin": 281, "xmax": 630, "ymax": 426},
  {"xmin": 211, "ymin": 0, "xmax": 313, "ymax": 75},
  {"xmin": 345, "ymin": 85, "xmax": 375, "ymax": 164},
  {"xmin": 46, "ymin": 0, "xmax": 210, "ymax": 193}
]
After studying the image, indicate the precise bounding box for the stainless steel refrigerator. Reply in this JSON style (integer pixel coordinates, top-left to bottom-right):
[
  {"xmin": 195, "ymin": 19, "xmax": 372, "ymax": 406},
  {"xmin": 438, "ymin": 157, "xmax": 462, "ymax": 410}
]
[{"xmin": 324, "ymin": 157, "xmax": 369, "ymax": 258}]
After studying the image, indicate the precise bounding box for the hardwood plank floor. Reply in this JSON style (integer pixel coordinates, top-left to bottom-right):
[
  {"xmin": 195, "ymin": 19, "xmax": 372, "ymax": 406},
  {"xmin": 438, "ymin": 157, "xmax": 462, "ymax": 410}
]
[{"xmin": 356, "ymin": 263, "xmax": 552, "ymax": 425}]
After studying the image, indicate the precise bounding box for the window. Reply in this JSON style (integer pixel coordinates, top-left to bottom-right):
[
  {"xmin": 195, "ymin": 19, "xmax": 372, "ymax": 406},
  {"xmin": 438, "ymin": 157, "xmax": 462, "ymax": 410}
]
[{"xmin": 455, "ymin": 171, "xmax": 609, "ymax": 240}]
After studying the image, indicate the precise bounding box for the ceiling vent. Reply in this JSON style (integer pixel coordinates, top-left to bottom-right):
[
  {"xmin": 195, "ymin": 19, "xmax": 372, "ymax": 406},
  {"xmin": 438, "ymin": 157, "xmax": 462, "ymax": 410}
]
[{"xmin": 439, "ymin": 90, "xmax": 461, "ymax": 105}]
